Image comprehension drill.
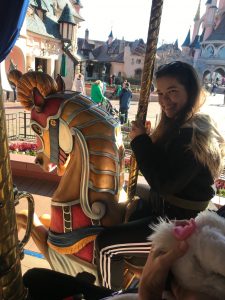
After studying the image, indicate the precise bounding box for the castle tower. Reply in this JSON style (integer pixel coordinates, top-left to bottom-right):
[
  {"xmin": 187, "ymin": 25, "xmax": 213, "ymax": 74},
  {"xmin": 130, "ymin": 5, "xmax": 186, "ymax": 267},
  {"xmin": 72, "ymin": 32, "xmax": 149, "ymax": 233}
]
[
  {"xmin": 181, "ymin": 29, "xmax": 191, "ymax": 55},
  {"xmin": 174, "ymin": 39, "xmax": 179, "ymax": 50},
  {"xmin": 192, "ymin": 0, "xmax": 202, "ymax": 42},
  {"xmin": 119, "ymin": 36, "xmax": 125, "ymax": 53},
  {"xmin": 107, "ymin": 30, "xmax": 114, "ymax": 45},
  {"xmin": 85, "ymin": 28, "xmax": 89, "ymax": 40},
  {"xmin": 204, "ymin": 0, "xmax": 218, "ymax": 40}
]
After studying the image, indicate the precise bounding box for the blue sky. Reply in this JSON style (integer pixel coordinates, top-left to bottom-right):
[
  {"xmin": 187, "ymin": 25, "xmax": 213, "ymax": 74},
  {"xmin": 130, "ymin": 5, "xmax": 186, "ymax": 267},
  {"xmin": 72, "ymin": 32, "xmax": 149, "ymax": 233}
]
[{"xmin": 78, "ymin": 0, "xmax": 206, "ymax": 47}]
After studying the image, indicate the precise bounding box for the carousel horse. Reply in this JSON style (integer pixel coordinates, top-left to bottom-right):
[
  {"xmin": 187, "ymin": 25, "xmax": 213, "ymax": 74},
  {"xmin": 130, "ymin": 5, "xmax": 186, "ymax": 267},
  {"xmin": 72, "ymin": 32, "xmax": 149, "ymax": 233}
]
[{"xmin": 10, "ymin": 70, "xmax": 127, "ymax": 280}]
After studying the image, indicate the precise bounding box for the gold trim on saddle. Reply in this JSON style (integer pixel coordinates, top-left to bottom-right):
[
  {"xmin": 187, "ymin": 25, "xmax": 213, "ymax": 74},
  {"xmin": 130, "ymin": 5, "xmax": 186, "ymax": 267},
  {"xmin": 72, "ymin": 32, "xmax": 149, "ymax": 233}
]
[{"xmin": 47, "ymin": 235, "xmax": 97, "ymax": 254}]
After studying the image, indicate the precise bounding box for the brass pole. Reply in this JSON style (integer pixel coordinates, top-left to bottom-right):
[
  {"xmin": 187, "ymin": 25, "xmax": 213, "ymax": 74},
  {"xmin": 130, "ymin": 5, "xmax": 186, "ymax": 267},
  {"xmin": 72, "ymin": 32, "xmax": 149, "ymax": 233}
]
[
  {"xmin": 0, "ymin": 74, "xmax": 26, "ymax": 298},
  {"xmin": 127, "ymin": 0, "xmax": 164, "ymax": 200}
]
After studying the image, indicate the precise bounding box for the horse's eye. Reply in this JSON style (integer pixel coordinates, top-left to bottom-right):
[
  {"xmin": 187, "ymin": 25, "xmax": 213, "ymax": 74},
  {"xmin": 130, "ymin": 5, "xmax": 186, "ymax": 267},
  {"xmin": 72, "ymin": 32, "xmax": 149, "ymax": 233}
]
[{"xmin": 32, "ymin": 124, "xmax": 42, "ymax": 135}]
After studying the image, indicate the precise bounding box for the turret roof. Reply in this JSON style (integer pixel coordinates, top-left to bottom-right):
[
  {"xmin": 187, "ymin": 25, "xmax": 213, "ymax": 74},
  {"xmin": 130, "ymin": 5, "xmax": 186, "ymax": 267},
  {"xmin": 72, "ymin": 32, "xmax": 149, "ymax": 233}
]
[
  {"xmin": 190, "ymin": 35, "xmax": 201, "ymax": 49},
  {"xmin": 27, "ymin": 0, "xmax": 84, "ymax": 38},
  {"xmin": 27, "ymin": 13, "xmax": 60, "ymax": 38},
  {"xmin": 108, "ymin": 30, "xmax": 113, "ymax": 38},
  {"xmin": 58, "ymin": 4, "xmax": 75, "ymax": 24},
  {"xmin": 174, "ymin": 39, "xmax": 179, "ymax": 50},
  {"xmin": 182, "ymin": 29, "xmax": 191, "ymax": 47},
  {"xmin": 199, "ymin": 28, "xmax": 205, "ymax": 42}
]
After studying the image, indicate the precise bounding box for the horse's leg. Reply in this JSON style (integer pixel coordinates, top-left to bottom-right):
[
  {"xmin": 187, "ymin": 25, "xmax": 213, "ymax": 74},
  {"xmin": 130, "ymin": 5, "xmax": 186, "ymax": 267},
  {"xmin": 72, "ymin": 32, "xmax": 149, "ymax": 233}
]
[{"xmin": 16, "ymin": 210, "xmax": 50, "ymax": 261}]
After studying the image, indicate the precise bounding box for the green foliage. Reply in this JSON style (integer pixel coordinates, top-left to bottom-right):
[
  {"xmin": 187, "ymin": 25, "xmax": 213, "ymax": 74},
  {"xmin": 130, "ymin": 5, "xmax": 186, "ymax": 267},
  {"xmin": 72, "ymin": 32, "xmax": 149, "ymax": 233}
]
[{"xmin": 218, "ymin": 189, "xmax": 225, "ymax": 198}]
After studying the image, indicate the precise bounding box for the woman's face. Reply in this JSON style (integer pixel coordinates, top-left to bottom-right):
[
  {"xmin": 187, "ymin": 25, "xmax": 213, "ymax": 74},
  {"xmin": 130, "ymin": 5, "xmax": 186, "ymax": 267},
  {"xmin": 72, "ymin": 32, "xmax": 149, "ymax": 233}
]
[{"xmin": 156, "ymin": 76, "xmax": 188, "ymax": 118}]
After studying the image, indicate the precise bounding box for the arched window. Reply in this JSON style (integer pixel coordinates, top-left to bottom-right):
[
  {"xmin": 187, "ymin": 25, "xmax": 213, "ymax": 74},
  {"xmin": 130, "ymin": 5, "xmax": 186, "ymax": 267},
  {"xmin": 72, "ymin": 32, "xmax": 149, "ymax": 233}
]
[
  {"xmin": 218, "ymin": 46, "xmax": 225, "ymax": 59},
  {"xmin": 204, "ymin": 45, "xmax": 214, "ymax": 58}
]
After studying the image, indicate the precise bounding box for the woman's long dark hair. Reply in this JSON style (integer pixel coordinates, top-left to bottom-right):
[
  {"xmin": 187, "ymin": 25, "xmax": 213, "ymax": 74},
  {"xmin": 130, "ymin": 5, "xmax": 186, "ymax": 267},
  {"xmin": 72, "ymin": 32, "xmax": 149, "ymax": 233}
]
[{"xmin": 152, "ymin": 61, "xmax": 204, "ymax": 144}]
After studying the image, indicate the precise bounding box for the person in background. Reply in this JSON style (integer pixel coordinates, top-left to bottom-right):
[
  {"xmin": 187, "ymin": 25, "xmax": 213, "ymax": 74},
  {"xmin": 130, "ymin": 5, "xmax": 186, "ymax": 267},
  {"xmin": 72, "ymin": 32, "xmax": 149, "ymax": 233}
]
[
  {"xmin": 122, "ymin": 79, "xmax": 127, "ymax": 88},
  {"xmin": 222, "ymin": 76, "xmax": 225, "ymax": 86},
  {"xmin": 37, "ymin": 65, "xmax": 43, "ymax": 72},
  {"xmin": 211, "ymin": 77, "xmax": 219, "ymax": 96},
  {"xmin": 102, "ymin": 81, "xmax": 107, "ymax": 95},
  {"xmin": 109, "ymin": 75, "xmax": 113, "ymax": 85},
  {"xmin": 109, "ymin": 84, "xmax": 122, "ymax": 100},
  {"xmin": 119, "ymin": 81, "xmax": 132, "ymax": 124},
  {"xmin": 115, "ymin": 84, "xmax": 122, "ymax": 99},
  {"xmin": 72, "ymin": 73, "xmax": 86, "ymax": 95},
  {"xmin": 91, "ymin": 80, "xmax": 106, "ymax": 104},
  {"xmin": 95, "ymin": 61, "xmax": 225, "ymax": 291},
  {"xmin": 111, "ymin": 74, "xmax": 116, "ymax": 84}
]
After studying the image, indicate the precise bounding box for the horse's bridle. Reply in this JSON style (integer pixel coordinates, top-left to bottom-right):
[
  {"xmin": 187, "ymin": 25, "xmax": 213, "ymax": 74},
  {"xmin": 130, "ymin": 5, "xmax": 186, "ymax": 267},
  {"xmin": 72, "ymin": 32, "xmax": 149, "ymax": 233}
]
[{"xmin": 49, "ymin": 118, "xmax": 60, "ymax": 164}]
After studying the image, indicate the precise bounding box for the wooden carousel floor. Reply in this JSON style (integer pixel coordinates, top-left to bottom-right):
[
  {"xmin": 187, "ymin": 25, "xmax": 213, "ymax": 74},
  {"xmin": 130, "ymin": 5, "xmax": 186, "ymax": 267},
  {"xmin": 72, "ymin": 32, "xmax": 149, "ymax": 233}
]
[{"xmin": 13, "ymin": 175, "xmax": 58, "ymax": 197}]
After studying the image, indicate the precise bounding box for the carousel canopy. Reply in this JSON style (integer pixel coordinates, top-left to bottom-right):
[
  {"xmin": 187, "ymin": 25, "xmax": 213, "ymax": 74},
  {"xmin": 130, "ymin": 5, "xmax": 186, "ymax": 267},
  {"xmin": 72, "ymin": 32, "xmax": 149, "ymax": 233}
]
[{"xmin": 0, "ymin": 0, "xmax": 29, "ymax": 63}]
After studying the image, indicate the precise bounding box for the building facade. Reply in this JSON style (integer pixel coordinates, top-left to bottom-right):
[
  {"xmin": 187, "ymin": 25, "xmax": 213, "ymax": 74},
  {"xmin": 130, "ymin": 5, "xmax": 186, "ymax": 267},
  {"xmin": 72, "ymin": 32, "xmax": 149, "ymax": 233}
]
[
  {"xmin": 181, "ymin": 0, "xmax": 225, "ymax": 82},
  {"xmin": 77, "ymin": 30, "xmax": 147, "ymax": 84},
  {"xmin": 4, "ymin": 0, "xmax": 84, "ymax": 89}
]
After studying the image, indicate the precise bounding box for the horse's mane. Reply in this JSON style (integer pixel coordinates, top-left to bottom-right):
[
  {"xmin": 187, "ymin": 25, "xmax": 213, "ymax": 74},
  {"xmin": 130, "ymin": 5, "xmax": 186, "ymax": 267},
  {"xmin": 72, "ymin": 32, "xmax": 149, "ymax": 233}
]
[{"xmin": 60, "ymin": 94, "xmax": 124, "ymax": 199}]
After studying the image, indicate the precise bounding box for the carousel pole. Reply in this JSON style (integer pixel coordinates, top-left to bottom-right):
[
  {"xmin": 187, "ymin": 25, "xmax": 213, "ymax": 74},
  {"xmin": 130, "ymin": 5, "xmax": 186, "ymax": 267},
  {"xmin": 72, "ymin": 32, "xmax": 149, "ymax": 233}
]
[
  {"xmin": 127, "ymin": 0, "xmax": 164, "ymax": 200},
  {"xmin": 0, "ymin": 75, "xmax": 26, "ymax": 298}
]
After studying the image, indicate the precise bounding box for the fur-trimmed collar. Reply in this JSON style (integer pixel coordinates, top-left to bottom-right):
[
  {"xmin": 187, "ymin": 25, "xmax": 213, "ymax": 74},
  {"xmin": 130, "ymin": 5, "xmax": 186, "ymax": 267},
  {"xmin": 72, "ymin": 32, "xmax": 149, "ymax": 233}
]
[{"xmin": 183, "ymin": 113, "xmax": 225, "ymax": 179}]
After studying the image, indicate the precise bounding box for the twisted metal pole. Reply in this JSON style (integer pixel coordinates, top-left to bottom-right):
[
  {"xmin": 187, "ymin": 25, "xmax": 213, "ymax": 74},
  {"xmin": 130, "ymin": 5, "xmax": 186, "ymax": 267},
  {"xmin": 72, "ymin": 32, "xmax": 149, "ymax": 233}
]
[
  {"xmin": 127, "ymin": 0, "xmax": 164, "ymax": 200},
  {"xmin": 0, "ymin": 76, "xmax": 26, "ymax": 298}
]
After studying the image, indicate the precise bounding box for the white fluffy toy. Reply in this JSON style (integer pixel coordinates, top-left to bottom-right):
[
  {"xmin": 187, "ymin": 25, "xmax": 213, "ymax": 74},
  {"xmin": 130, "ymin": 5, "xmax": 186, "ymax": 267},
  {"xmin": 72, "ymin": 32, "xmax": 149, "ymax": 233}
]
[{"xmin": 149, "ymin": 210, "xmax": 225, "ymax": 300}]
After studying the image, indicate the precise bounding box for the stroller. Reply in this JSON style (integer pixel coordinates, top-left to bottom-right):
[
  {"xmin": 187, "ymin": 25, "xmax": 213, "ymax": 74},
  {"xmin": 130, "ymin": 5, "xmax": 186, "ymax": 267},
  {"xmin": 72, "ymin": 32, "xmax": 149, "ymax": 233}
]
[
  {"xmin": 109, "ymin": 84, "xmax": 122, "ymax": 100},
  {"xmin": 100, "ymin": 98, "xmax": 119, "ymax": 118}
]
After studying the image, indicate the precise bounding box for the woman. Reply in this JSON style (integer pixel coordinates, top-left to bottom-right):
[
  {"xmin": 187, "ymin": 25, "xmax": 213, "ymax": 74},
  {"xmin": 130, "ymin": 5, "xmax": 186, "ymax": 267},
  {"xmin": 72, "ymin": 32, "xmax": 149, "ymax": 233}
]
[
  {"xmin": 72, "ymin": 73, "xmax": 86, "ymax": 95},
  {"xmin": 95, "ymin": 61, "xmax": 225, "ymax": 291}
]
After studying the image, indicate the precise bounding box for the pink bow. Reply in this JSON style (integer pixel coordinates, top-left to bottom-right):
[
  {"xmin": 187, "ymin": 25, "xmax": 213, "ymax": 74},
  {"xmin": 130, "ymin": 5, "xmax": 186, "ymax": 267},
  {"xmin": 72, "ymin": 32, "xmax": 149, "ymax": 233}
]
[{"xmin": 173, "ymin": 219, "xmax": 196, "ymax": 240}]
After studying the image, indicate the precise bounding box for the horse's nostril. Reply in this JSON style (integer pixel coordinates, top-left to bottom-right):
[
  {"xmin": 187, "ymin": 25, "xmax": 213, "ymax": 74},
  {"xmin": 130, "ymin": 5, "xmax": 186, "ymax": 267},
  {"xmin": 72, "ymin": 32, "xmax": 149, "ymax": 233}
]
[{"xmin": 35, "ymin": 157, "xmax": 43, "ymax": 165}]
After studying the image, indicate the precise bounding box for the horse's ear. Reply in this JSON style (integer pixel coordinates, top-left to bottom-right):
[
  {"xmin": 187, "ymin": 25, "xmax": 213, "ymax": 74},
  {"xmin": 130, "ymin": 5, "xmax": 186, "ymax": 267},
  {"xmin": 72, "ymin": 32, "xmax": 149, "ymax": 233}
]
[
  {"xmin": 56, "ymin": 74, "xmax": 65, "ymax": 92},
  {"xmin": 33, "ymin": 87, "xmax": 44, "ymax": 112}
]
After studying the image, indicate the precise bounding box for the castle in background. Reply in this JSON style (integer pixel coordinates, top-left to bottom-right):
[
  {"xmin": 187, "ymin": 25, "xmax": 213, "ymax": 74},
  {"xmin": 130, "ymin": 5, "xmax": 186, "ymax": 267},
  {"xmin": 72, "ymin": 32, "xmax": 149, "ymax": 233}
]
[
  {"xmin": 4, "ymin": 0, "xmax": 225, "ymax": 91},
  {"xmin": 181, "ymin": 0, "xmax": 225, "ymax": 82},
  {"xmin": 77, "ymin": 29, "xmax": 147, "ymax": 84},
  {"xmin": 77, "ymin": 0, "xmax": 225, "ymax": 85}
]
